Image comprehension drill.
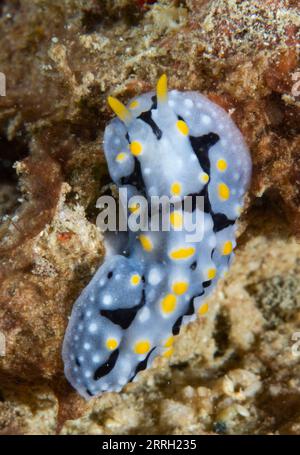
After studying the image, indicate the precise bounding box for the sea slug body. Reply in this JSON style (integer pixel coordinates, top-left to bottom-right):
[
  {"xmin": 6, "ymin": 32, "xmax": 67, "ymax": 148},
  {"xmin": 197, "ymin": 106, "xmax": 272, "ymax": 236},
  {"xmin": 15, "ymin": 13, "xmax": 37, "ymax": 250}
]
[{"xmin": 62, "ymin": 75, "xmax": 252, "ymax": 399}]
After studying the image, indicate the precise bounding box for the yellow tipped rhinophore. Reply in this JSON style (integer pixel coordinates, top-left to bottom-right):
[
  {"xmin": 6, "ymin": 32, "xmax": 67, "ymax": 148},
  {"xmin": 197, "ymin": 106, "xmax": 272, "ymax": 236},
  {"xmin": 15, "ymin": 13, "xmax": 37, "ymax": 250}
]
[
  {"xmin": 156, "ymin": 74, "xmax": 168, "ymax": 104},
  {"xmin": 107, "ymin": 96, "xmax": 132, "ymax": 125}
]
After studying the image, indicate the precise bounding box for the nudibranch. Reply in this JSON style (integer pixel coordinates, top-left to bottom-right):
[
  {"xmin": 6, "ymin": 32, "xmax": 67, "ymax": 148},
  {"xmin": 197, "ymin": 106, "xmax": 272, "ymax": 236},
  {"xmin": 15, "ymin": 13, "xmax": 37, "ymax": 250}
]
[{"xmin": 62, "ymin": 75, "xmax": 251, "ymax": 399}]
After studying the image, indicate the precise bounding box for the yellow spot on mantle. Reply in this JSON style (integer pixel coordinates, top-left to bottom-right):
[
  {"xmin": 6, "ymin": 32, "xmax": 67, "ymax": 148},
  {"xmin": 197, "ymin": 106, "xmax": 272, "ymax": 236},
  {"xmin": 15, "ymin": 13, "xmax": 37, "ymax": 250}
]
[
  {"xmin": 115, "ymin": 152, "xmax": 127, "ymax": 163},
  {"xmin": 172, "ymin": 282, "xmax": 189, "ymax": 295},
  {"xmin": 130, "ymin": 141, "xmax": 143, "ymax": 156},
  {"xmin": 170, "ymin": 211, "xmax": 183, "ymax": 229},
  {"xmin": 217, "ymin": 158, "xmax": 227, "ymax": 172},
  {"xmin": 163, "ymin": 347, "xmax": 174, "ymax": 358},
  {"xmin": 129, "ymin": 100, "xmax": 139, "ymax": 109},
  {"xmin": 131, "ymin": 274, "xmax": 141, "ymax": 286},
  {"xmin": 200, "ymin": 172, "xmax": 209, "ymax": 184},
  {"xmin": 176, "ymin": 120, "xmax": 189, "ymax": 136},
  {"xmin": 134, "ymin": 340, "xmax": 151, "ymax": 355},
  {"xmin": 218, "ymin": 182, "xmax": 230, "ymax": 201},
  {"xmin": 171, "ymin": 182, "xmax": 182, "ymax": 196},
  {"xmin": 207, "ymin": 268, "xmax": 217, "ymax": 280},
  {"xmin": 222, "ymin": 240, "xmax": 233, "ymax": 256},
  {"xmin": 170, "ymin": 247, "xmax": 195, "ymax": 260},
  {"xmin": 139, "ymin": 234, "xmax": 153, "ymax": 252},
  {"xmin": 164, "ymin": 336, "xmax": 174, "ymax": 348},
  {"xmin": 161, "ymin": 294, "xmax": 177, "ymax": 314},
  {"xmin": 198, "ymin": 303, "xmax": 209, "ymax": 316},
  {"xmin": 106, "ymin": 338, "xmax": 118, "ymax": 350},
  {"xmin": 129, "ymin": 203, "xmax": 140, "ymax": 213}
]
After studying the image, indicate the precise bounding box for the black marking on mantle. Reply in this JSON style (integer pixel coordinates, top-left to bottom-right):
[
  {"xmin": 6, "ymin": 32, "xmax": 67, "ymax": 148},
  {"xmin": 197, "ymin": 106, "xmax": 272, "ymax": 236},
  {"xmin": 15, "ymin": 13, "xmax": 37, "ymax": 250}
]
[
  {"xmin": 212, "ymin": 213, "xmax": 235, "ymax": 232},
  {"xmin": 185, "ymin": 291, "xmax": 205, "ymax": 317},
  {"xmin": 184, "ymin": 298, "xmax": 195, "ymax": 317},
  {"xmin": 129, "ymin": 347, "xmax": 156, "ymax": 382},
  {"xmin": 187, "ymin": 132, "xmax": 236, "ymax": 232},
  {"xmin": 138, "ymin": 110, "xmax": 162, "ymax": 140},
  {"xmin": 120, "ymin": 158, "xmax": 146, "ymax": 195},
  {"xmin": 189, "ymin": 132, "xmax": 219, "ymax": 175},
  {"xmin": 172, "ymin": 316, "xmax": 183, "ymax": 336},
  {"xmin": 172, "ymin": 290, "xmax": 205, "ymax": 336},
  {"xmin": 100, "ymin": 290, "xmax": 146, "ymax": 330},
  {"xmin": 93, "ymin": 349, "xmax": 119, "ymax": 381},
  {"xmin": 151, "ymin": 95, "xmax": 157, "ymax": 110}
]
